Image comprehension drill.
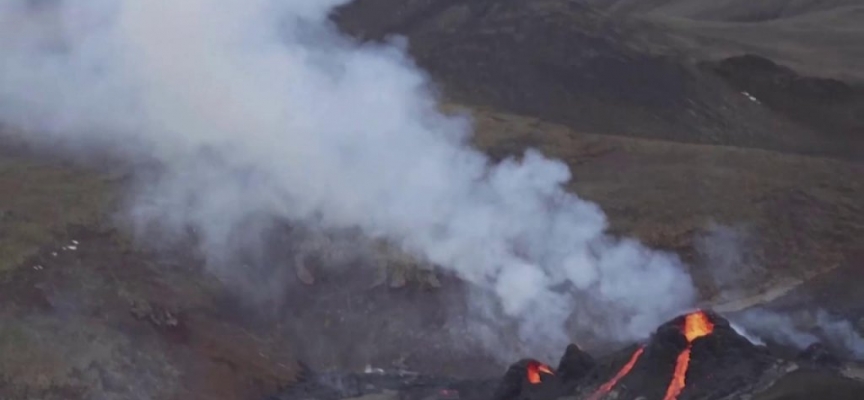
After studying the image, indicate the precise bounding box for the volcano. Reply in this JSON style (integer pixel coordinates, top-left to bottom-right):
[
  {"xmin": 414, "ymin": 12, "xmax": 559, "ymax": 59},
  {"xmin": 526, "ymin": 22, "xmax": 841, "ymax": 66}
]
[
  {"xmin": 572, "ymin": 310, "xmax": 778, "ymax": 400},
  {"xmin": 264, "ymin": 311, "xmax": 851, "ymax": 400}
]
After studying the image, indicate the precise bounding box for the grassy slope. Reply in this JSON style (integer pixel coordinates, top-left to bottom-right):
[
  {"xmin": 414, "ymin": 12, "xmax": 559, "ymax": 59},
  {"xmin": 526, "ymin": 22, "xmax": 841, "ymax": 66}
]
[
  {"xmin": 584, "ymin": 0, "xmax": 864, "ymax": 82},
  {"xmin": 579, "ymin": 0, "xmax": 862, "ymax": 21},
  {"xmin": 0, "ymin": 145, "xmax": 299, "ymax": 399},
  {"xmin": 0, "ymin": 153, "xmax": 109, "ymax": 273},
  {"xmin": 335, "ymin": 0, "xmax": 862, "ymax": 159},
  {"xmin": 461, "ymin": 104, "xmax": 864, "ymax": 301}
]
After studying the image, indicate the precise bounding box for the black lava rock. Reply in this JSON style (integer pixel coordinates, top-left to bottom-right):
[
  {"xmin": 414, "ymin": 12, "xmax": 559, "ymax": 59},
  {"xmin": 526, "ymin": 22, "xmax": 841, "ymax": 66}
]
[
  {"xmin": 799, "ymin": 343, "xmax": 843, "ymax": 369},
  {"xmin": 556, "ymin": 344, "xmax": 596, "ymax": 384},
  {"xmin": 492, "ymin": 359, "xmax": 562, "ymax": 400}
]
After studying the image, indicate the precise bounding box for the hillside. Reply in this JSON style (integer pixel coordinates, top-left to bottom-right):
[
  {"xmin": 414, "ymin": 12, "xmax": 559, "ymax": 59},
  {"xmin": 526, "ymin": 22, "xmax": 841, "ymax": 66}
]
[
  {"xmin": 333, "ymin": 0, "xmax": 864, "ymax": 159},
  {"xmin": 577, "ymin": 0, "xmax": 862, "ymax": 21},
  {"xmin": 0, "ymin": 0, "xmax": 863, "ymax": 399},
  {"xmin": 1, "ymin": 104, "xmax": 862, "ymax": 398},
  {"xmin": 578, "ymin": 0, "xmax": 864, "ymax": 83}
]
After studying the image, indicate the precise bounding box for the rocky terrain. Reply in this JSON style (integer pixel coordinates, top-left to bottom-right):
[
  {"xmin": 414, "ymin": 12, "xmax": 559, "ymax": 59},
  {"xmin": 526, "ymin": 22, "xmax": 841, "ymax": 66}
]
[
  {"xmin": 1, "ymin": 0, "xmax": 862, "ymax": 399},
  {"xmin": 265, "ymin": 312, "xmax": 864, "ymax": 400}
]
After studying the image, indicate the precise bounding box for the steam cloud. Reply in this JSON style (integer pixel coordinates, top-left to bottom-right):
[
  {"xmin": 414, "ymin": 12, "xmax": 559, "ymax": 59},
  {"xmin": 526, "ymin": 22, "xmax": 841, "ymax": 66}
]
[
  {"xmin": 734, "ymin": 308, "xmax": 864, "ymax": 359},
  {"xmin": 0, "ymin": 0, "xmax": 695, "ymax": 348}
]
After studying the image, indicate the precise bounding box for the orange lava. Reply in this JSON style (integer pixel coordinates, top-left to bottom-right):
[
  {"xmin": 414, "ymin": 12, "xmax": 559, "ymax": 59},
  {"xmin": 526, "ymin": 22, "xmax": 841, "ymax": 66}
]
[
  {"xmin": 526, "ymin": 361, "xmax": 554, "ymax": 384},
  {"xmin": 663, "ymin": 348, "xmax": 691, "ymax": 400},
  {"xmin": 587, "ymin": 346, "xmax": 645, "ymax": 400},
  {"xmin": 683, "ymin": 312, "xmax": 714, "ymax": 342},
  {"xmin": 663, "ymin": 311, "xmax": 716, "ymax": 400}
]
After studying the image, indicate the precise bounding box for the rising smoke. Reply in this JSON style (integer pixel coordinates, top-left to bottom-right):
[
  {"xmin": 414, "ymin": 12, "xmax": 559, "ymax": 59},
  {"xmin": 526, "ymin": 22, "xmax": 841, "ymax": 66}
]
[
  {"xmin": 695, "ymin": 222, "xmax": 765, "ymax": 301},
  {"xmin": 0, "ymin": 0, "xmax": 695, "ymax": 349},
  {"xmin": 733, "ymin": 308, "xmax": 864, "ymax": 359},
  {"xmin": 699, "ymin": 224, "xmax": 864, "ymax": 359}
]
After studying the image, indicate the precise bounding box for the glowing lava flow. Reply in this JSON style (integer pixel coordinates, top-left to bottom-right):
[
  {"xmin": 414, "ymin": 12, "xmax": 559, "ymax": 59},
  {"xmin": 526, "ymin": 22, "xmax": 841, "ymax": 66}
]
[
  {"xmin": 587, "ymin": 346, "xmax": 645, "ymax": 400},
  {"xmin": 663, "ymin": 311, "xmax": 715, "ymax": 400},
  {"xmin": 526, "ymin": 361, "xmax": 554, "ymax": 384}
]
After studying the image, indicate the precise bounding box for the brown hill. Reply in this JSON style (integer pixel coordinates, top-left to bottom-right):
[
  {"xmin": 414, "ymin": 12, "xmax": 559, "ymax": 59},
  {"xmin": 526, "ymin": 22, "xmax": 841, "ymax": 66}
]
[
  {"xmin": 577, "ymin": 0, "xmax": 862, "ymax": 22},
  {"xmin": 334, "ymin": 0, "xmax": 863, "ymax": 159},
  {"xmin": 577, "ymin": 0, "xmax": 864, "ymax": 83}
]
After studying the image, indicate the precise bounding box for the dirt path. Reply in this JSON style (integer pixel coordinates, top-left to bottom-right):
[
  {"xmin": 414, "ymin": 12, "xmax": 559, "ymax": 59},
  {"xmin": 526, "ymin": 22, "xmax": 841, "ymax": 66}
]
[{"xmin": 707, "ymin": 265, "xmax": 840, "ymax": 313}]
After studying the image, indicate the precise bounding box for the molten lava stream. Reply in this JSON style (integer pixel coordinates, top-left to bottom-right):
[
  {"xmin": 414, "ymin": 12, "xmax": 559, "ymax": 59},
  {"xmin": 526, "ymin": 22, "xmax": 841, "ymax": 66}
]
[
  {"xmin": 663, "ymin": 311, "xmax": 715, "ymax": 400},
  {"xmin": 663, "ymin": 347, "xmax": 691, "ymax": 400},
  {"xmin": 587, "ymin": 346, "xmax": 644, "ymax": 400}
]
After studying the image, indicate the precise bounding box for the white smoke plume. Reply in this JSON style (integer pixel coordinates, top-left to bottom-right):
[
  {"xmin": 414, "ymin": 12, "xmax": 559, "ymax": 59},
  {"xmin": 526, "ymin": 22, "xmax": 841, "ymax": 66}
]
[
  {"xmin": 729, "ymin": 321, "xmax": 765, "ymax": 346},
  {"xmin": 0, "ymin": 0, "xmax": 695, "ymax": 347},
  {"xmin": 816, "ymin": 310, "xmax": 864, "ymax": 359},
  {"xmin": 732, "ymin": 308, "xmax": 820, "ymax": 350},
  {"xmin": 695, "ymin": 222, "xmax": 773, "ymax": 303},
  {"xmin": 700, "ymin": 224, "xmax": 864, "ymax": 359},
  {"xmin": 733, "ymin": 308, "xmax": 864, "ymax": 359}
]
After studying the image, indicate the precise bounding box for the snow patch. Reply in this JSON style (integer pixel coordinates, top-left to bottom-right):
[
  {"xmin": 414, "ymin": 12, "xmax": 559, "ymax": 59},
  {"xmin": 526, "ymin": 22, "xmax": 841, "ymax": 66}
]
[{"xmin": 742, "ymin": 92, "xmax": 761, "ymax": 104}]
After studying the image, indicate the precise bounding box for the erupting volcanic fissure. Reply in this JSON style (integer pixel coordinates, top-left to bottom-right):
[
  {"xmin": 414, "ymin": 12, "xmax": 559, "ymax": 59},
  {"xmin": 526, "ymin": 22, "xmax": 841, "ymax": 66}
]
[
  {"xmin": 663, "ymin": 311, "xmax": 715, "ymax": 400},
  {"xmin": 587, "ymin": 346, "xmax": 645, "ymax": 400},
  {"xmin": 526, "ymin": 361, "xmax": 555, "ymax": 384},
  {"xmin": 272, "ymin": 311, "xmax": 788, "ymax": 400}
]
